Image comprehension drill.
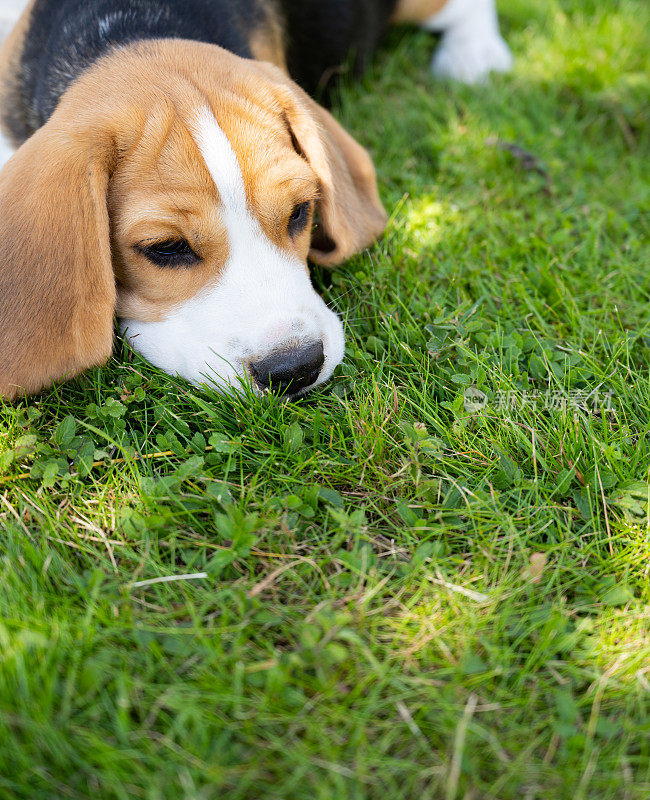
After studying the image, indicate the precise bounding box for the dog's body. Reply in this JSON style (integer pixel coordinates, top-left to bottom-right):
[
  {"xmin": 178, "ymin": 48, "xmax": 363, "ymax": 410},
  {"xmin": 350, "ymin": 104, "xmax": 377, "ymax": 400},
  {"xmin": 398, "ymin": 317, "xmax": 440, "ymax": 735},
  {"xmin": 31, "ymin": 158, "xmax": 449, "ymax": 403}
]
[
  {"xmin": 3, "ymin": 0, "xmax": 399, "ymax": 142},
  {"xmin": 0, "ymin": 0, "xmax": 511, "ymax": 399}
]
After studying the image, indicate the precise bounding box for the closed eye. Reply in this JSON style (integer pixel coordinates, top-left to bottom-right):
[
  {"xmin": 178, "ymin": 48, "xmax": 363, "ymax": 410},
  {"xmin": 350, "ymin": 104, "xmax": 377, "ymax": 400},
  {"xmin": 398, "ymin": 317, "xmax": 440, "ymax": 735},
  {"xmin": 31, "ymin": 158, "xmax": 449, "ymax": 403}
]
[
  {"xmin": 288, "ymin": 202, "xmax": 311, "ymax": 237},
  {"xmin": 137, "ymin": 238, "xmax": 200, "ymax": 268}
]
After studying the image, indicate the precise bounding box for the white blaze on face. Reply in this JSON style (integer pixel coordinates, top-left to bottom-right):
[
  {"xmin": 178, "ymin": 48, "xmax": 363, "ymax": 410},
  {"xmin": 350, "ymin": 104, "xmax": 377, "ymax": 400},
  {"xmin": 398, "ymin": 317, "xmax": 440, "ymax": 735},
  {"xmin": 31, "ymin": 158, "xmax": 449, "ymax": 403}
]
[{"xmin": 120, "ymin": 107, "xmax": 345, "ymax": 393}]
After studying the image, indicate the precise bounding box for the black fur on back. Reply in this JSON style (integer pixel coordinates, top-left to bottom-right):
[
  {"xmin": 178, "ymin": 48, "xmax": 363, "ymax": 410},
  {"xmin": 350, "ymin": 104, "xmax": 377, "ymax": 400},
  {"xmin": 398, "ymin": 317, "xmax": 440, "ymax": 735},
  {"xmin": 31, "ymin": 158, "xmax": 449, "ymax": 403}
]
[
  {"xmin": 278, "ymin": 0, "xmax": 398, "ymax": 95},
  {"xmin": 14, "ymin": 0, "xmax": 399, "ymax": 138}
]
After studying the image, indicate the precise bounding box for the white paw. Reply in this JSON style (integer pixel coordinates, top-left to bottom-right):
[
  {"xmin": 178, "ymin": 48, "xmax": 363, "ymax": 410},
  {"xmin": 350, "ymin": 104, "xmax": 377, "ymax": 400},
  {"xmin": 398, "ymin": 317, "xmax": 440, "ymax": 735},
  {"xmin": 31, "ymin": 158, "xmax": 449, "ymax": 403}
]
[{"xmin": 432, "ymin": 32, "xmax": 513, "ymax": 84}]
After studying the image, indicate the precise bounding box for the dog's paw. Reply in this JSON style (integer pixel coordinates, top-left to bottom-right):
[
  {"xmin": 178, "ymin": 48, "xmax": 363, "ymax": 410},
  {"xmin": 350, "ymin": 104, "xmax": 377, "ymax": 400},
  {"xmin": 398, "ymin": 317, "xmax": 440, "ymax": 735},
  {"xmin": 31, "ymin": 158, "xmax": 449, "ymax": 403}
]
[{"xmin": 431, "ymin": 30, "xmax": 513, "ymax": 84}]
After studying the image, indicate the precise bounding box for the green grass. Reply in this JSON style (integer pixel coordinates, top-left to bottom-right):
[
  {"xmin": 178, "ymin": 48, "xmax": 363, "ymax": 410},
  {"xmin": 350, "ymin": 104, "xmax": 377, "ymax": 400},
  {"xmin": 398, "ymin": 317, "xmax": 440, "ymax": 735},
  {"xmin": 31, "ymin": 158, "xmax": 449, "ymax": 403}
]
[{"xmin": 1, "ymin": 1, "xmax": 649, "ymax": 797}]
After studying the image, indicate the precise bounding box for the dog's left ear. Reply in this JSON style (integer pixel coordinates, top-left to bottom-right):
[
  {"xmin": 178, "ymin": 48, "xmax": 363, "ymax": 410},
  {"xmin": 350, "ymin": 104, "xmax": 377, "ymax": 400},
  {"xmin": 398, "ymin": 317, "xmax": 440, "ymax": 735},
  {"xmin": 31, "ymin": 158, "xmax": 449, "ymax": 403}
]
[{"xmin": 256, "ymin": 64, "xmax": 388, "ymax": 266}]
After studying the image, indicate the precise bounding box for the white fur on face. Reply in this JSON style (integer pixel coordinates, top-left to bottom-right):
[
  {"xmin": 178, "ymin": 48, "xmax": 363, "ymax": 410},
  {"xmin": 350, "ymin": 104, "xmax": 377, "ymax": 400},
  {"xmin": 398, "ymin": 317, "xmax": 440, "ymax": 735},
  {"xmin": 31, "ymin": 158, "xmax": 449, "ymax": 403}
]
[
  {"xmin": 424, "ymin": 0, "xmax": 513, "ymax": 84},
  {"xmin": 120, "ymin": 108, "xmax": 345, "ymax": 394}
]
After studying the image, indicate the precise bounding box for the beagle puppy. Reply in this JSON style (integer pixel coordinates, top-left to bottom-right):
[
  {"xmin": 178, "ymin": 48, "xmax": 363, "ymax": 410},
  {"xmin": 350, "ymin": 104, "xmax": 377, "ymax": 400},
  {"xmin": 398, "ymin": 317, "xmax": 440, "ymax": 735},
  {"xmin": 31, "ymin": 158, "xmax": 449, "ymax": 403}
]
[{"xmin": 0, "ymin": 0, "xmax": 511, "ymax": 400}]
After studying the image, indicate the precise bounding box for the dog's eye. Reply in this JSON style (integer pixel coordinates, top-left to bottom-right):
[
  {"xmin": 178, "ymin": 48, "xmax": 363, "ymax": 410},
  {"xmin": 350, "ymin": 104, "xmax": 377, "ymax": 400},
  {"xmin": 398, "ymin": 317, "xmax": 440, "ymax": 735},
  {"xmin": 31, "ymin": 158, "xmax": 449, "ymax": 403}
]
[
  {"xmin": 138, "ymin": 238, "xmax": 199, "ymax": 268},
  {"xmin": 288, "ymin": 202, "xmax": 310, "ymax": 237}
]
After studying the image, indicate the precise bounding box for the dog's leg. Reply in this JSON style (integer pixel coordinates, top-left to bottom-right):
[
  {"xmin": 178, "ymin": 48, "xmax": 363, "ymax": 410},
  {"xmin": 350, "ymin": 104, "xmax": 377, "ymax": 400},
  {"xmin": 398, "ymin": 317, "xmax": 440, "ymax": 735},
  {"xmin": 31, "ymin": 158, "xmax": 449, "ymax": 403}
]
[
  {"xmin": 393, "ymin": 0, "xmax": 512, "ymax": 83},
  {"xmin": 424, "ymin": 0, "xmax": 512, "ymax": 83}
]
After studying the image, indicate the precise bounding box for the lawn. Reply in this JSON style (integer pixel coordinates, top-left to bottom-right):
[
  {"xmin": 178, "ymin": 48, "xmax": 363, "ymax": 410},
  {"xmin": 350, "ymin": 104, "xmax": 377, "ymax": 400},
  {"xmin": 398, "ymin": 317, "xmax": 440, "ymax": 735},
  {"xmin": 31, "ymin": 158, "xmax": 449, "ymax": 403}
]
[{"xmin": 1, "ymin": 0, "xmax": 649, "ymax": 797}]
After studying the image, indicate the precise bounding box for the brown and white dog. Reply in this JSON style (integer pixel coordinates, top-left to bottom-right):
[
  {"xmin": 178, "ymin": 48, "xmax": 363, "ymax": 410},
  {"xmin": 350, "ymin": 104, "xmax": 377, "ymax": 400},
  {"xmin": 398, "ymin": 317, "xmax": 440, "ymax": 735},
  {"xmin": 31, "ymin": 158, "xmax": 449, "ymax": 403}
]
[{"xmin": 0, "ymin": 0, "xmax": 511, "ymax": 400}]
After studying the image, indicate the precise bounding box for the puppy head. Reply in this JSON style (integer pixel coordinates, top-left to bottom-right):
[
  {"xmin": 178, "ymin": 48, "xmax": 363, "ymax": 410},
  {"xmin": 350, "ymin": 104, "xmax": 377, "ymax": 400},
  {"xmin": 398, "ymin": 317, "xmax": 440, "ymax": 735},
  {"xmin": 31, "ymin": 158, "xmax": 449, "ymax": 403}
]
[{"xmin": 0, "ymin": 41, "xmax": 387, "ymax": 400}]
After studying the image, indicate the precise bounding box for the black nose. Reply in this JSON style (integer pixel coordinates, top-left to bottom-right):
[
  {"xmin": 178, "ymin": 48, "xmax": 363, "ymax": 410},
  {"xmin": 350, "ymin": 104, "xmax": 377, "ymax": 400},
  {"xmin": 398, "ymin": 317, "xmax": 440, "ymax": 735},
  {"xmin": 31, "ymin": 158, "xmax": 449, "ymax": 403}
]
[{"xmin": 249, "ymin": 341, "xmax": 325, "ymax": 395}]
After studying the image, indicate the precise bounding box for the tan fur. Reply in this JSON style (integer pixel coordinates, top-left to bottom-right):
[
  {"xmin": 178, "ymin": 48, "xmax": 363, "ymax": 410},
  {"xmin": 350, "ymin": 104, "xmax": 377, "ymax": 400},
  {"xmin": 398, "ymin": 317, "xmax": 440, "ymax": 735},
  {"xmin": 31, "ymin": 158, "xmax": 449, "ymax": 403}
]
[
  {"xmin": 0, "ymin": 40, "xmax": 387, "ymax": 398},
  {"xmin": 0, "ymin": 121, "xmax": 117, "ymax": 399},
  {"xmin": 252, "ymin": 62, "xmax": 388, "ymax": 265},
  {"xmin": 249, "ymin": 3, "xmax": 288, "ymax": 71},
  {"xmin": 391, "ymin": 0, "xmax": 448, "ymax": 23},
  {"xmin": 289, "ymin": 90, "xmax": 388, "ymax": 265},
  {"xmin": 110, "ymin": 99, "xmax": 233, "ymax": 321}
]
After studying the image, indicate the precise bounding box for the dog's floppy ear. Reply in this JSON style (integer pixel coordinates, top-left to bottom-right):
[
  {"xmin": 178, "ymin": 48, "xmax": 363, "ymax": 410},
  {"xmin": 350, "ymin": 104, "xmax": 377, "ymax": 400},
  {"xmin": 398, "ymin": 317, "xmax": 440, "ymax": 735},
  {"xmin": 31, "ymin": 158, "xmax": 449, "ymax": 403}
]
[
  {"xmin": 0, "ymin": 120, "xmax": 117, "ymax": 400},
  {"xmin": 256, "ymin": 64, "xmax": 388, "ymax": 266}
]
